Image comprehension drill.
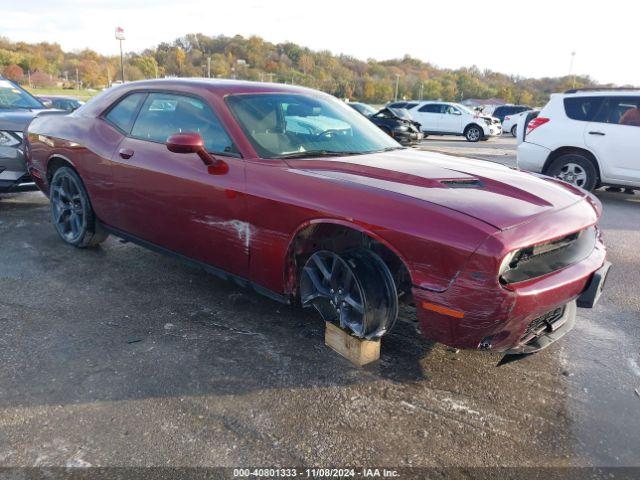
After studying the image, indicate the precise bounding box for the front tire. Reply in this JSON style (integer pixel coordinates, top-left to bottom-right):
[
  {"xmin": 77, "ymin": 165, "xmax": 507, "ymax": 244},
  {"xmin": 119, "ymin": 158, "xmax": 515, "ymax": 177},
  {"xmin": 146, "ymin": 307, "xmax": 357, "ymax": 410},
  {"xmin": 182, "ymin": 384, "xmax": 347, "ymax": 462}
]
[
  {"xmin": 464, "ymin": 124, "xmax": 483, "ymax": 142},
  {"xmin": 546, "ymin": 154, "xmax": 598, "ymax": 191},
  {"xmin": 299, "ymin": 248, "xmax": 398, "ymax": 339},
  {"xmin": 50, "ymin": 166, "xmax": 109, "ymax": 247}
]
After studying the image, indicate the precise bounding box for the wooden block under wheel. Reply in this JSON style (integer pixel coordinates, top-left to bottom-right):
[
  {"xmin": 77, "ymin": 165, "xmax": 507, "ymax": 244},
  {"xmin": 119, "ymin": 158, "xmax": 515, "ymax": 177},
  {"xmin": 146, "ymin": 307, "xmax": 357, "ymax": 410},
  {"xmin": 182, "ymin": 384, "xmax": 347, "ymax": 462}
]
[{"xmin": 324, "ymin": 322, "xmax": 381, "ymax": 366}]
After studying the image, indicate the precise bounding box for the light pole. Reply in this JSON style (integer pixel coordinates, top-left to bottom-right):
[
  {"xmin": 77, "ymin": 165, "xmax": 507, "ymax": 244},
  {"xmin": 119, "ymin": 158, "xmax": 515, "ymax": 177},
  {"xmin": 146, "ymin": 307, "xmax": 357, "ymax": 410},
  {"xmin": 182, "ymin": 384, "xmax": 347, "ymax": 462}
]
[
  {"xmin": 394, "ymin": 74, "xmax": 400, "ymax": 102},
  {"xmin": 207, "ymin": 57, "xmax": 211, "ymax": 78},
  {"xmin": 569, "ymin": 51, "xmax": 576, "ymax": 88},
  {"xmin": 115, "ymin": 27, "xmax": 125, "ymax": 83}
]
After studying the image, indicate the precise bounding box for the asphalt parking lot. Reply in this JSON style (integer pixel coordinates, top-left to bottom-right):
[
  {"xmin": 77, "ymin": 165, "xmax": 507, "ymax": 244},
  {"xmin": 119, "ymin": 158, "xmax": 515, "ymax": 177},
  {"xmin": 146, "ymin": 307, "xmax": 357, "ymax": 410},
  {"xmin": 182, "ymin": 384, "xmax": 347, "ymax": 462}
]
[
  {"xmin": 1, "ymin": 137, "xmax": 639, "ymax": 469},
  {"xmin": 417, "ymin": 135, "xmax": 519, "ymax": 166}
]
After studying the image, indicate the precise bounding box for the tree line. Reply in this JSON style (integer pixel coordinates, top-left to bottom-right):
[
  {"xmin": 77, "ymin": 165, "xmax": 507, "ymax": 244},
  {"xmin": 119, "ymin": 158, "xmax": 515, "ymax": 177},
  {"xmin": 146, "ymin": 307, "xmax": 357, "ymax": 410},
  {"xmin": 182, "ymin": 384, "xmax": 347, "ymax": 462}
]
[{"xmin": 0, "ymin": 33, "xmax": 616, "ymax": 105}]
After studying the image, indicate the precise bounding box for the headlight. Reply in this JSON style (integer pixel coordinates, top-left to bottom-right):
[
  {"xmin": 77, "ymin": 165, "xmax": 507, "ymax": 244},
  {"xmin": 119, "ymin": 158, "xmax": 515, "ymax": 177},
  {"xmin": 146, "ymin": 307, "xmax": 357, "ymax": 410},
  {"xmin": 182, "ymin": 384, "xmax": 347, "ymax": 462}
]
[
  {"xmin": 0, "ymin": 131, "xmax": 22, "ymax": 148},
  {"xmin": 483, "ymin": 118, "xmax": 492, "ymax": 126},
  {"xmin": 499, "ymin": 250, "xmax": 519, "ymax": 279},
  {"xmin": 395, "ymin": 125, "xmax": 409, "ymax": 132}
]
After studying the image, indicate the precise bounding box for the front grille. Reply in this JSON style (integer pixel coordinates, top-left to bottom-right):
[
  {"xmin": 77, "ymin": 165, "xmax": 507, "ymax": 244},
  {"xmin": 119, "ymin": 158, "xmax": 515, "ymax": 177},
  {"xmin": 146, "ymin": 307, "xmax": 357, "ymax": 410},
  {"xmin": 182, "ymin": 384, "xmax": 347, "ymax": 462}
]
[
  {"xmin": 521, "ymin": 307, "xmax": 565, "ymax": 343},
  {"xmin": 500, "ymin": 226, "xmax": 597, "ymax": 284}
]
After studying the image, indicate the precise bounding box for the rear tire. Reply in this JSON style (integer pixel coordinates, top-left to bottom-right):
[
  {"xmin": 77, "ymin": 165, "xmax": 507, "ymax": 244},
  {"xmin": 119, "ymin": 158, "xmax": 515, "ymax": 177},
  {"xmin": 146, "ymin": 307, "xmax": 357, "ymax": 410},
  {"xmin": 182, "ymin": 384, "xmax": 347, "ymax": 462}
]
[
  {"xmin": 511, "ymin": 125, "xmax": 517, "ymax": 137},
  {"xmin": 464, "ymin": 124, "xmax": 483, "ymax": 142},
  {"xmin": 50, "ymin": 166, "xmax": 109, "ymax": 248},
  {"xmin": 546, "ymin": 154, "xmax": 598, "ymax": 191}
]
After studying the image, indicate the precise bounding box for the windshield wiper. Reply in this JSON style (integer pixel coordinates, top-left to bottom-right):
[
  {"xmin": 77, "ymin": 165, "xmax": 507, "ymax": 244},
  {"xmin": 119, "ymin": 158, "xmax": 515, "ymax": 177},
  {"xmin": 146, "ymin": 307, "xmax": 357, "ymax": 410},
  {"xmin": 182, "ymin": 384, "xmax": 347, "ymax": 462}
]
[
  {"xmin": 276, "ymin": 150, "xmax": 363, "ymax": 159},
  {"xmin": 371, "ymin": 146, "xmax": 406, "ymax": 153}
]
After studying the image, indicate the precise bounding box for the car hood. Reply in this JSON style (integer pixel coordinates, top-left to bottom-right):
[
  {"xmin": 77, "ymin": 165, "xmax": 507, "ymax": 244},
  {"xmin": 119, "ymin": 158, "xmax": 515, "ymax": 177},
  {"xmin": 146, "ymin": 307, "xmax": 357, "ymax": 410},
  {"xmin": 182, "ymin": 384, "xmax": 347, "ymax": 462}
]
[
  {"xmin": 0, "ymin": 108, "xmax": 54, "ymax": 131},
  {"xmin": 286, "ymin": 148, "xmax": 589, "ymax": 231}
]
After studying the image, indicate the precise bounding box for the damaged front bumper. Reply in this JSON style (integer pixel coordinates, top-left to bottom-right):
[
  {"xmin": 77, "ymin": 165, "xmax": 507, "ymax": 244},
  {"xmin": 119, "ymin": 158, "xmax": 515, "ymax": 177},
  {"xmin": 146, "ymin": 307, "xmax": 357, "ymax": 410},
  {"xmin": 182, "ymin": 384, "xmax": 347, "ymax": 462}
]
[
  {"xmin": 502, "ymin": 301, "xmax": 576, "ymax": 355},
  {"xmin": 0, "ymin": 145, "xmax": 34, "ymax": 192},
  {"xmin": 392, "ymin": 129, "xmax": 424, "ymax": 145},
  {"xmin": 501, "ymin": 261, "xmax": 609, "ymax": 355}
]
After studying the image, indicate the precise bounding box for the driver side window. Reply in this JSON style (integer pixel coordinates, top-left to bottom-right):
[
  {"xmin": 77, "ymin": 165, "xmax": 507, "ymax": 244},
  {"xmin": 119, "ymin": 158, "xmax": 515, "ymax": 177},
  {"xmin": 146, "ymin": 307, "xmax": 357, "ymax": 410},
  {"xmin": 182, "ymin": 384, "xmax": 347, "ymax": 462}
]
[{"xmin": 130, "ymin": 92, "xmax": 236, "ymax": 155}]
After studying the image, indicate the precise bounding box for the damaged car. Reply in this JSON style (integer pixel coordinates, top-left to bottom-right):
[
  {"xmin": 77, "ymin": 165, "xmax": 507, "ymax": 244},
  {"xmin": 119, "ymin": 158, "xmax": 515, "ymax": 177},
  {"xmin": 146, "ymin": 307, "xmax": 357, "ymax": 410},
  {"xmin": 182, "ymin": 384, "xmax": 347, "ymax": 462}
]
[
  {"xmin": 25, "ymin": 79, "xmax": 609, "ymax": 355},
  {"xmin": 349, "ymin": 102, "xmax": 423, "ymax": 145},
  {"xmin": 0, "ymin": 78, "xmax": 51, "ymax": 192}
]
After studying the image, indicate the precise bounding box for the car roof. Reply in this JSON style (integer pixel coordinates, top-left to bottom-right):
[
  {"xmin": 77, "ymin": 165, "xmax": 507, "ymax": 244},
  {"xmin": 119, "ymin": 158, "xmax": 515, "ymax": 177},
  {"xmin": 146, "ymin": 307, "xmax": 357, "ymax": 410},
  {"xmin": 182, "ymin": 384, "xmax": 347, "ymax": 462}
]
[
  {"xmin": 115, "ymin": 78, "xmax": 320, "ymax": 96},
  {"xmin": 42, "ymin": 95, "xmax": 82, "ymax": 100},
  {"xmin": 78, "ymin": 78, "xmax": 333, "ymax": 117},
  {"xmin": 562, "ymin": 89, "xmax": 640, "ymax": 97}
]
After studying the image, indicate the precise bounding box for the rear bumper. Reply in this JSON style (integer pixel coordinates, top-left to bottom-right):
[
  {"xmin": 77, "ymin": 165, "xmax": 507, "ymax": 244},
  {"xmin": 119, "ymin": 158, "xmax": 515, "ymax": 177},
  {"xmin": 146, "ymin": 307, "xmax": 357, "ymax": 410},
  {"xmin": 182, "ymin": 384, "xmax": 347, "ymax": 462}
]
[{"xmin": 517, "ymin": 141, "xmax": 550, "ymax": 173}]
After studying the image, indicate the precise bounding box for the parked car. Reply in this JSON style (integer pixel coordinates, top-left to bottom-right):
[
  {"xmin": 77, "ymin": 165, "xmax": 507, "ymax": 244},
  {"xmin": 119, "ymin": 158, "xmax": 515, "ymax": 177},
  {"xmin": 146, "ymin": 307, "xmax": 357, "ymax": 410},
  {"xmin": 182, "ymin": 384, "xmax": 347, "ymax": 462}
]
[
  {"xmin": 410, "ymin": 101, "xmax": 502, "ymax": 141},
  {"xmin": 492, "ymin": 104, "xmax": 532, "ymax": 123},
  {"xmin": 38, "ymin": 95, "xmax": 85, "ymax": 112},
  {"xmin": 503, "ymin": 109, "xmax": 537, "ymax": 137},
  {"xmin": 0, "ymin": 78, "xmax": 52, "ymax": 193},
  {"xmin": 348, "ymin": 102, "xmax": 423, "ymax": 145},
  {"xmin": 517, "ymin": 88, "xmax": 640, "ymax": 191},
  {"xmin": 348, "ymin": 102, "xmax": 378, "ymax": 117},
  {"xmin": 25, "ymin": 79, "xmax": 609, "ymax": 354}
]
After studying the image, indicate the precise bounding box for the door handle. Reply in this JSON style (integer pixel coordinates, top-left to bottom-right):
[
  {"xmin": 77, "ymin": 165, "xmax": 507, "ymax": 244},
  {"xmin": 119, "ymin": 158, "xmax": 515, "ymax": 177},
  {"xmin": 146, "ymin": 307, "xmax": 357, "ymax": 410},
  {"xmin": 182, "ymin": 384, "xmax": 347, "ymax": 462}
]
[
  {"xmin": 588, "ymin": 131, "xmax": 606, "ymax": 136},
  {"xmin": 119, "ymin": 148, "xmax": 134, "ymax": 159}
]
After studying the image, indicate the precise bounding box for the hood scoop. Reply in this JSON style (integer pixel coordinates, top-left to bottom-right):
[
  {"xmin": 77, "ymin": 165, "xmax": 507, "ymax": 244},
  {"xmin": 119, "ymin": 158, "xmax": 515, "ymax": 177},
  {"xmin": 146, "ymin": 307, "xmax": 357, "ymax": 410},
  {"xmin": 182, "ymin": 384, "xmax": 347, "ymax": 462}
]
[{"xmin": 440, "ymin": 178, "xmax": 483, "ymax": 188}]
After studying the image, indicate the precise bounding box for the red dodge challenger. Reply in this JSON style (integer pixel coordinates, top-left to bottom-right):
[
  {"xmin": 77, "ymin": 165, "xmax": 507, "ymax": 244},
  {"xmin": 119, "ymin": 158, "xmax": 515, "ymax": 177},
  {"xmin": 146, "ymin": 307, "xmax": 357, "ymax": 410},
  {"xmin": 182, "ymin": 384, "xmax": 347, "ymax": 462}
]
[{"xmin": 25, "ymin": 79, "xmax": 610, "ymax": 354}]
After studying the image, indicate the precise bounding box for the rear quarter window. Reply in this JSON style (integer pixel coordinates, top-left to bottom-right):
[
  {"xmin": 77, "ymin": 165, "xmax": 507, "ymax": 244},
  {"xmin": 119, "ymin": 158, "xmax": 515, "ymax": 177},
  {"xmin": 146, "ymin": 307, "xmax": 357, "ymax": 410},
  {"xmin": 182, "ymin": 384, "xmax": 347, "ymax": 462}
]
[
  {"xmin": 563, "ymin": 97, "xmax": 604, "ymax": 122},
  {"xmin": 104, "ymin": 93, "xmax": 146, "ymax": 133}
]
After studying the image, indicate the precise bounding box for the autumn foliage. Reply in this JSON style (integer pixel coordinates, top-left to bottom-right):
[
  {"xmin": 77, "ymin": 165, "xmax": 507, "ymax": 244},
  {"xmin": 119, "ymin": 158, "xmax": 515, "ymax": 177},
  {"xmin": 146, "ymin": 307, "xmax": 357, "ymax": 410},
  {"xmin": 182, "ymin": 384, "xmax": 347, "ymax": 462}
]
[{"xmin": 0, "ymin": 34, "xmax": 610, "ymax": 104}]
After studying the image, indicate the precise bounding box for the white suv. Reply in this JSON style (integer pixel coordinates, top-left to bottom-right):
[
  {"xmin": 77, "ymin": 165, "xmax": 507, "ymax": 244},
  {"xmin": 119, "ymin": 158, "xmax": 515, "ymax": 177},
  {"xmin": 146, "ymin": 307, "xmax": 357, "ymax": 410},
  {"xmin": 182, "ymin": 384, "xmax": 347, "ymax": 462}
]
[
  {"xmin": 517, "ymin": 89, "xmax": 640, "ymax": 191},
  {"xmin": 409, "ymin": 101, "xmax": 502, "ymax": 142}
]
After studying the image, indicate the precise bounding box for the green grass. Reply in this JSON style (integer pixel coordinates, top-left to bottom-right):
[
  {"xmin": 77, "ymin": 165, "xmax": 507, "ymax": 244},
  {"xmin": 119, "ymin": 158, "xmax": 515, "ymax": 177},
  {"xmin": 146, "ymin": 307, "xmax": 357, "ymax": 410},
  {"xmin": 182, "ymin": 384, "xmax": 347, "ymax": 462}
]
[{"xmin": 24, "ymin": 87, "xmax": 99, "ymax": 101}]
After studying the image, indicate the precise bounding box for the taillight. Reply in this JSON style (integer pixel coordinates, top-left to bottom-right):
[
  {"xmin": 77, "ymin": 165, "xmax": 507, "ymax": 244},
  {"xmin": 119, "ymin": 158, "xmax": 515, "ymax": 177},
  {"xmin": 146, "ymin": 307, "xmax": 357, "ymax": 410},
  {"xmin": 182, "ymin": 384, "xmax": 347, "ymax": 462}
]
[
  {"xmin": 505, "ymin": 116, "xmax": 510, "ymax": 121},
  {"xmin": 526, "ymin": 117, "xmax": 550, "ymax": 135}
]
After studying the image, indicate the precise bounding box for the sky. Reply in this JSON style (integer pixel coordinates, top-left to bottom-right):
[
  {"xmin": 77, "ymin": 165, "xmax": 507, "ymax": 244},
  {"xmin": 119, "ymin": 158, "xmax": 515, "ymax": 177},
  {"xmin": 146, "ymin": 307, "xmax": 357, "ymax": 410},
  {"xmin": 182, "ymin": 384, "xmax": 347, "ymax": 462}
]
[{"xmin": 0, "ymin": 0, "xmax": 636, "ymax": 85}]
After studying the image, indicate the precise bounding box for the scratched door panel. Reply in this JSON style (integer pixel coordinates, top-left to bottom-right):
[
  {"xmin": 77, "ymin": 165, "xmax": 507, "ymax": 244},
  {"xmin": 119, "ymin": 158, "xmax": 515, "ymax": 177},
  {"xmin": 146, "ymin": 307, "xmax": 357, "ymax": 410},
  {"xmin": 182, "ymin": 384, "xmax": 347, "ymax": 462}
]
[{"xmin": 110, "ymin": 137, "xmax": 249, "ymax": 277}]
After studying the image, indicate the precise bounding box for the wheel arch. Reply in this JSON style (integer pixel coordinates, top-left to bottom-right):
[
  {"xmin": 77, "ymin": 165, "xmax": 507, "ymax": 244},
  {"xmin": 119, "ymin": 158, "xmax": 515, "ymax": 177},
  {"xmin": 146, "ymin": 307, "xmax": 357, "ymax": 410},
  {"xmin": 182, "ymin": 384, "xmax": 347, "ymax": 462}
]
[
  {"xmin": 46, "ymin": 154, "xmax": 77, "ymax": 183},
  {"xmin": 282, "ymin": 219, "xmax": 413, "ymax": 301},
  {"xmin": 543, "ymin": 147, "xmax": 602, "ymax": 186},
  {"xmin": 464, "ymin": 122, "xmax": 483, "ymax": 134}
]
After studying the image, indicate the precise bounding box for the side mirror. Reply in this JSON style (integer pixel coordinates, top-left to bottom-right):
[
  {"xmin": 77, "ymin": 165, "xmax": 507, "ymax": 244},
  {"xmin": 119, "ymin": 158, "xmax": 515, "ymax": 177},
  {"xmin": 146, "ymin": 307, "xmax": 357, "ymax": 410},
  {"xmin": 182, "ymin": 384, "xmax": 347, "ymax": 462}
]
[
  {"xmin": 167, "ymin": 132, "xmax": 204, "ymax": 154},
  {"xmin": 166, "ymin": 132, "xmax": 228, "ymax": 175},
  {"xmin": 42, "ymin": 100, "xmax": 53, "ymax": 108}
]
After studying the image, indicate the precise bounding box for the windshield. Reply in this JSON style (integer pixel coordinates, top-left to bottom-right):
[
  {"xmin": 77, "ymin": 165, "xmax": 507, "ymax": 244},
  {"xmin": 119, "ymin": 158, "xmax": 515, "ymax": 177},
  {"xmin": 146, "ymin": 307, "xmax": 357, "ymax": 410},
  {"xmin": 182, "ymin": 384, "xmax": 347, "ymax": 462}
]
[
  {"xmin": 226, "ymin": 93, "xmax": 401, "ymax": 158},
  {"xmin": 454, "ymin": 103, "xmax": 475, "ymax": 115},
  {"xmin": 352, "ymin": 102, "xmax": 378, "ymax": 117},
  {"xmin": 0, "ymin": 80, "xmax": 44, "ymax": 109}
]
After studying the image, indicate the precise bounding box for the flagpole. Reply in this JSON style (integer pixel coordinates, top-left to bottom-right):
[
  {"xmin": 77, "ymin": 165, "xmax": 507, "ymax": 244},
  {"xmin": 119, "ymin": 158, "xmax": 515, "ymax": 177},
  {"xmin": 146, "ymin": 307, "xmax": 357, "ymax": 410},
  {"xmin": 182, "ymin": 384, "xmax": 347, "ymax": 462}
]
[
  {"xmin": 119, "ymin": 38, "xmax": 125, "ymax": 83},
  {"xmin": 115, "ymin": 27, "xmax": 125, "ymax": 83}
]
